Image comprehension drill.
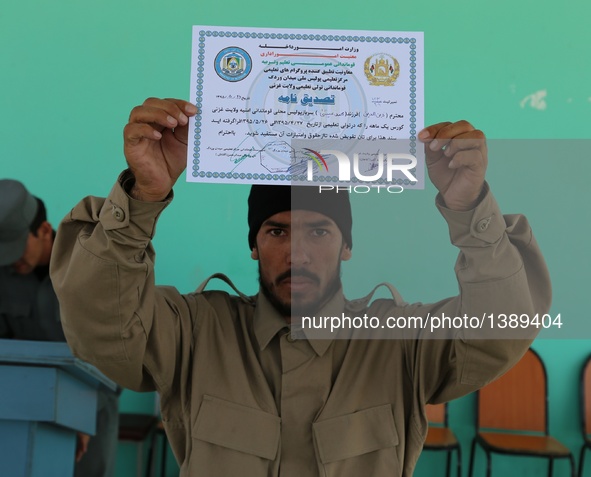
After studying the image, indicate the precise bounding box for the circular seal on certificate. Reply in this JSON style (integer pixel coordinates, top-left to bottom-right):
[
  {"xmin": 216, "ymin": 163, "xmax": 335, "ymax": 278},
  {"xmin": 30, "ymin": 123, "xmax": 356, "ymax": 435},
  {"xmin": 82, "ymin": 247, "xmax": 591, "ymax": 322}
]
[
  {"xmin": 364, "ymin": 53, "xmax": 400, "ymax": 86},
  {"xmin": 214, "ymin": 47, "xmax": 252, "ymax": 82}
]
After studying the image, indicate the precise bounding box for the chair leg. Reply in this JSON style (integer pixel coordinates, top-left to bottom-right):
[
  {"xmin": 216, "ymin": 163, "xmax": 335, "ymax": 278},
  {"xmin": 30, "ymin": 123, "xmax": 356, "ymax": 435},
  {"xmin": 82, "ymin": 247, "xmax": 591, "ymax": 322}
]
[
  {"xmin": 160, "ymin": 431, "xmax": 168, "ymax": 477},
  {"xmin": 580, "ymin": 446, "xmax": 587, "ymax": 477},
  {"xmin": 547, "ymin": 457, "xmax": 553, "ymax": 477},
  {"xmin": 146, "ymin": 430, "xmax": 157, "ymax": 477},
  {"xmin": 468, "ymin": 438, "xmax": 477, "ymax": 477},
  {"xmin": 446, "ymin": 450, "xmax": 451, "ymax": 477},
  {"xmin": 485, "ymin": 449, "xmax": 492, "ymax": 477},
  {"xmin": 571, "ymin": 453, "xmax": 577, "ymax": 477},
  {"xmin": 136, "ymin": 444, "xmax": 143, "ymax": 477},
  {"xmin": 468, "ymin": 438, "xmax": 476, "ymax": 477},
  {"xmin": 456, "ymin": 445, "xmax": 462, "ymax": 477}
]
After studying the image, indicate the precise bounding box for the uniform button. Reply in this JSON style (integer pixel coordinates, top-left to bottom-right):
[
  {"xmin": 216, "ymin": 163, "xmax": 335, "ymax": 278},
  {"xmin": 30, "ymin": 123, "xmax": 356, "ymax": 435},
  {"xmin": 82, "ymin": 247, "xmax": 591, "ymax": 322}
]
[
  {"xmin": 112, "ymin": 206, "xmax": 125, "ymax": 222},
  {"xmin": 476, "ymin": 217, "xmax": 491, "ymax": 232},
  {"xmin": 286, "ymin": 333, "xmax": 297, "ymax": 343}
]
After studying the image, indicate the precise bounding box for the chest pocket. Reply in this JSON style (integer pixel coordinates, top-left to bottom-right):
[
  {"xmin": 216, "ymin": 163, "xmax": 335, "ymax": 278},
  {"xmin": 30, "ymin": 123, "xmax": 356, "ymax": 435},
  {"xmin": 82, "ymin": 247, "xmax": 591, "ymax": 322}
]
[
  {"xmin": 191, "ymin": 395, "xmax": 280, "ymax": 476},
  {"xmin": 313, "ymin": 404, "xmax": 400, "ymax": 476}
]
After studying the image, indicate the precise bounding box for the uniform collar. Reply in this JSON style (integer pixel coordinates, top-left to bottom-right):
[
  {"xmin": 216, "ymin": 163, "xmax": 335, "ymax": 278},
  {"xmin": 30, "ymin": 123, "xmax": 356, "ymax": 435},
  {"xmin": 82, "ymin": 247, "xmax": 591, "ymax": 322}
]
[{"xmin": 253, "ymin": 288, "xmax": 345, "ymax": 357}]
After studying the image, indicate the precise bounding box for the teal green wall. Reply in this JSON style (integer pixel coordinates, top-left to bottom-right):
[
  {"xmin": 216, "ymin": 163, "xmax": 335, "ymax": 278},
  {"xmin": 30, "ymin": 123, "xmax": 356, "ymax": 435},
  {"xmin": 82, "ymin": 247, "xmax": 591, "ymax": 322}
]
[{"xmin": 2, "ymin": 1, "xmax": 589, "ymax": 476}]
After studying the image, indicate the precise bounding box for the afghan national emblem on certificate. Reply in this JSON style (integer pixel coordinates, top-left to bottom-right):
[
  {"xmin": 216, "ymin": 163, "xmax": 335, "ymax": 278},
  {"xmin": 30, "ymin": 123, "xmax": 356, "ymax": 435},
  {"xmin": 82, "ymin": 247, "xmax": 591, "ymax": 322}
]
[{"xmin": 364, "ymin": 53, "xmax": 400, "ymax": 86}]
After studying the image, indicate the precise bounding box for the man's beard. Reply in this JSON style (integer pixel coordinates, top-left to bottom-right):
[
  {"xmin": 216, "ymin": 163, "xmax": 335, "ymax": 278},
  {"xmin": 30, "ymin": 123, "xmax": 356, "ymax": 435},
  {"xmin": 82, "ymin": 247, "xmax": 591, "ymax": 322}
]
[{"xmin": 258, "ymin": 263, "xmax": 342, "ymax": 318}]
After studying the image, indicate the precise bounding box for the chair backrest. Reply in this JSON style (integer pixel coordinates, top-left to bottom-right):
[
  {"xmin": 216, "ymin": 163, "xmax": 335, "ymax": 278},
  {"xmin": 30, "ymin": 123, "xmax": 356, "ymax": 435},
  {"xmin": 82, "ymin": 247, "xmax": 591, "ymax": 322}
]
[
  {"xmin": 477, "ymin": 348, "xmax": 547, "ymax": 434},
  {"xmin": 426, "ymin": 402, "xmax": 447, "ymax": 427},
  {"xmin": 581, "ymin": 354, "xmax": 591, "ymax": 437}
]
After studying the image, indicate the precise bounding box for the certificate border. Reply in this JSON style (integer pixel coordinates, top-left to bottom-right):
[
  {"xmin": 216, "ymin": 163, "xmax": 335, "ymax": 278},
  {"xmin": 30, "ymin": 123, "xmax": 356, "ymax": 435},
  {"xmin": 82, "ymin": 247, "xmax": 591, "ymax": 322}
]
[{"xmin": 192, "ymin": 28, "xmax": 420, "ymax": 186}]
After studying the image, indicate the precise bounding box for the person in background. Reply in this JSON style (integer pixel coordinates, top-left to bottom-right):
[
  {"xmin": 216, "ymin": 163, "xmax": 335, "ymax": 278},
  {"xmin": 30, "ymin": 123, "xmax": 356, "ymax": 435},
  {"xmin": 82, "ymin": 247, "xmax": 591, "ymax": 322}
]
[{"xmin": 0, "ymin": 179, "xmax": 120, "ymax": 477}]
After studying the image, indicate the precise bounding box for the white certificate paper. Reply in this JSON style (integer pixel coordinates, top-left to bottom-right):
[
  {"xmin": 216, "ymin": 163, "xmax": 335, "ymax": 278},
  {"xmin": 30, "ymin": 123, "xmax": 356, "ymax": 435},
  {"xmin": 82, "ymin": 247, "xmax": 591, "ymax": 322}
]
[{"xmin": 188, "ymin": 26, "xmax": 424, "ymax": 188}]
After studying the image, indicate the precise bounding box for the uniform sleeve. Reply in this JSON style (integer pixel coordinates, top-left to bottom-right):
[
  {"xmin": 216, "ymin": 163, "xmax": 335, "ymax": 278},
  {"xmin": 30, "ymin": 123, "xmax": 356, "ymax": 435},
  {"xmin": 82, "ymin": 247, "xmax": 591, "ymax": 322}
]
[
  {"xmin": 401, "ymin": 182, "xmax": 551, "ymax": 404},
  {"xmin": 50, "ymin": 171, "xmax": 198, "ymax": 392}
]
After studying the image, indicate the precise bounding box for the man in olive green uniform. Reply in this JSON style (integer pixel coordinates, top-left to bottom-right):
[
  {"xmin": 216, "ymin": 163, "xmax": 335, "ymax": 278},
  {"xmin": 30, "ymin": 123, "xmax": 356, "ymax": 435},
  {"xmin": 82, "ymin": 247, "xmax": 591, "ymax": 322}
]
[
  {"xmin": 0, "ymin": 179, "xmax": 119, "ymax": 477},
  {"xmin": 50, "ymin": 98, "xmax": 550, "ymax": 477}
]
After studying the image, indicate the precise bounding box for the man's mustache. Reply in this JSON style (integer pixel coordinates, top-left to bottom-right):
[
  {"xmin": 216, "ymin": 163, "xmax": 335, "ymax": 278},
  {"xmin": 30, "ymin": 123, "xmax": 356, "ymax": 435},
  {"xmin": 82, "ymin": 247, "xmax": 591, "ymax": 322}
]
[{"xmin": 275, "ymin": 268, "xmax": 320, "ymax": 285}]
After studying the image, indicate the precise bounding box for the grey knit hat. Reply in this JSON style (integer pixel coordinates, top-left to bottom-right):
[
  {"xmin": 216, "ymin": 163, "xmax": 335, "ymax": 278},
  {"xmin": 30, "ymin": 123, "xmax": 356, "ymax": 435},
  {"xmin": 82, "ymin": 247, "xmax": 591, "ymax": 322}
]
[
  {"xmin": 247, "ymin": 185, "xmax": 352, "ymax": 250},
  {"xmin": 0, "ymin": 180, "xmax": 38, "ymax": 266}
]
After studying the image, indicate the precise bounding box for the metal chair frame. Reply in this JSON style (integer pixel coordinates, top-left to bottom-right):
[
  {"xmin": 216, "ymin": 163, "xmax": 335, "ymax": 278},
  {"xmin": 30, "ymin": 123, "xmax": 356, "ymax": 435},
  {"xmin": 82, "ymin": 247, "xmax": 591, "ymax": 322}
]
[
  {"xmin": 118, "ymin": 393, "xmax": 171, "ymax": 477},
  {"xmin": 423, "ymin": 402, "xmax": 462, "ymax": 477},
  {"xmin": 468, "ymin": 348, "xmax": 575, "ymax": 477},
  {"xmin": 578, "ymin": 353, "xmax": 591, "ymax": 477},
  {"xmin": 118, "ymin": 412, "xmax": 159, "ymax": 477}
]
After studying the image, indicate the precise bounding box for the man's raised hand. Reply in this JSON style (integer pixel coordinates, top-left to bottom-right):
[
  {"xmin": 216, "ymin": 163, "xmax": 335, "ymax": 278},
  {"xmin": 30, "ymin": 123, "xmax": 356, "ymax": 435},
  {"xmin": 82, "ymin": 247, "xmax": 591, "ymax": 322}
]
[
  {"xmin": 419, "ymin": 120, "xmax": 487, "ymax": 211},
  {"xmin": 123, "ymin": 97, "xmax": 198, "ymax": 202}
]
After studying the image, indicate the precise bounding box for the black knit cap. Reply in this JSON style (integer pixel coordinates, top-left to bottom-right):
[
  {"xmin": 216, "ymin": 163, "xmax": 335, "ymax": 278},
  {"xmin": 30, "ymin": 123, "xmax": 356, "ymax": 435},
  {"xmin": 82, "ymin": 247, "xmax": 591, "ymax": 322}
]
[{"xmin": 248, "ymin": 185, "xmax": 352, "ymax": 250}]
